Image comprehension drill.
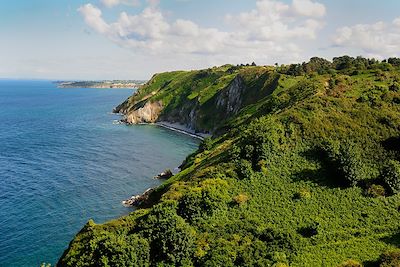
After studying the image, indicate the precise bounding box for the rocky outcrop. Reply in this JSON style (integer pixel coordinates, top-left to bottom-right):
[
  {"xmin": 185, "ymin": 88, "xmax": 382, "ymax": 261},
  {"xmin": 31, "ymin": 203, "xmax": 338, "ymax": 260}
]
[
  {"xmin": 123, "ymin": 101, "xmax": 163, "ymax": 124},
  {"xmin": 122, "ymin": 188, "xmax": 154, "ymax": 207},
  {"xmin": 153, "ymin": 169, "xmax": 173, "ymax": 180},
  {"xmin": 216, "ymin": 75, "xmax": 246, "ymax": 115}
]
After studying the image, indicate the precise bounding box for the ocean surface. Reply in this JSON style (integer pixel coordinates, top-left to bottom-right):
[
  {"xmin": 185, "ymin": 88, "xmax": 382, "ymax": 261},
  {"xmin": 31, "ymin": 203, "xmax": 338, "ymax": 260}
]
[{"xmin": 0, "ymin": 80, "xmax": 199, "ymax": 267}]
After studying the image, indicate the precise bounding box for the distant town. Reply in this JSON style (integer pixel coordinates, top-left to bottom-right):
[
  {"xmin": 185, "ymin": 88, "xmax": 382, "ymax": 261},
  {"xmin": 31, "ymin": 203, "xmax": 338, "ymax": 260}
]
[{"xmin": 55, "ymin": 80, "xmax": 147, "ymax": 89}]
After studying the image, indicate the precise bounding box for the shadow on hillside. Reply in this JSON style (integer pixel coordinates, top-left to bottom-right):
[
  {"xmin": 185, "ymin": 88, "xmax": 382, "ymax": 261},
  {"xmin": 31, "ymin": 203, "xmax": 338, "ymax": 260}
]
[
  {"xmin": 291, "ymin": 148, "xmax": 348, "ymax": 189},
  {"xmin": 380, "ymin": 231, "xmax": 400, "ymax": 247}
]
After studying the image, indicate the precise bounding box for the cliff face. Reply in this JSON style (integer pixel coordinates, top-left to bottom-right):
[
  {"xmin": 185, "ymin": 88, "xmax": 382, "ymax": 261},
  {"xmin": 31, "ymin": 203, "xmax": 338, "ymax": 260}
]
[
  {"xmin": 215, "ymin": 75, "xmax": 245, "ymax": 114},
  {"xmin": 114, "ymin": 65, "xmax": 273, "ymax": 134}
]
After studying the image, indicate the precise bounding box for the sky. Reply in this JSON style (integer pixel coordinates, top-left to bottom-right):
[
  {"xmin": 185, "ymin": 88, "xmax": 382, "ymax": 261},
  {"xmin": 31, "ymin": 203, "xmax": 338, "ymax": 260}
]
[{"xmin": 1, "ymin": 0, "xmax": 400, "ymax": 80}]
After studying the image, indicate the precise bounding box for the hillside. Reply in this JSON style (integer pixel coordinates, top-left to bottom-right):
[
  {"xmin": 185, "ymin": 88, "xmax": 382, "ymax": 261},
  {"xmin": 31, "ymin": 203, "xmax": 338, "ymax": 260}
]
[
  {"xmin": 59, "ymin": 56, "xmax": 400, "ymax": 267},
  {"xmin": 56, "ymin": 80, "xmax": 145, "ymax": 89}
]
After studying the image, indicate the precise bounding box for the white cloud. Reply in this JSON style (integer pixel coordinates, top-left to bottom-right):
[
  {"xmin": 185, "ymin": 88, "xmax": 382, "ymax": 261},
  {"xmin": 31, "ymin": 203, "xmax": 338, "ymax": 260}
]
[
  {"xmin": 100, "ymin": 0, "xmax": 140, "ymax": 8},
  {"xmin": 78, "ymin": 0, "xmax": 326, "ymax": 64},
  {"xmin": 333, "ymin": 18, "xmax": 400, "ymax": 58},
  {"xmin": 292, "ymin": 0, "xmax": 326, "ymax": 18},
  {"xmin": 78, "ymin": 4, "xmax": 110, "ymax": 34}
]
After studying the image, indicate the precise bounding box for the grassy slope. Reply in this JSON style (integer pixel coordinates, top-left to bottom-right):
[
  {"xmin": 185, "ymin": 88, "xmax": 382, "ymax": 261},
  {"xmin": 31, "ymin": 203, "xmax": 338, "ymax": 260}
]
[{"xmin": 59, "ymin": 63, "xmax": 400, "ymax": 267}]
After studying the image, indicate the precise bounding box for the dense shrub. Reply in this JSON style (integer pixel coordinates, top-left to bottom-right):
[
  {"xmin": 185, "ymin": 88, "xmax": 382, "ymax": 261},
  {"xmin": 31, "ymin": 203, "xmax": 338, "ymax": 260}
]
[
  {"xmin": 59, "ymin": 58, "xmax": 400, "ymax": 267},
  {"xmin": 235, "ymin": 159, "xmax": 253, "ymax": 179},
  {"xmin": 90, "ymin": 232, "xmax": 150, "ymax": 267},
  {"xmin": 232, "ymin": 194, "xmax": 249, "ymax": 205},
  {"xmin": 337, "ymin": 259, "xmax": 363, "ymax": 267},
  {"xmin": 324, "ymin": 141, "xmax": 369, "ymax": 186},
  {"xmin": 178, "ymin": 178, "xmax": 229, "ymax": 222},
  {"xmin": 294, "ymin": 188, "xmax": 311, "ymax": 200},
  {"xmin": 382, "ymin": 160, "xmax": 400, "ymax": 194},
  {"xmin": 379, "ymin": 248, "xmax": 400, "ymax": 267},
  {"xmin": 136, "ymin": 203, "xmax": 196, "ymax": 265},
  {"xmin": 199, "ymin": 137, "xmax": 213, "ymax": 152},
  {"xmin": 239, "ymin": 117, "xmax": 286, "ymax": 169},
  {"xmin": 366, "ymin": 184, "xmax": 386, "ymax": 197}
]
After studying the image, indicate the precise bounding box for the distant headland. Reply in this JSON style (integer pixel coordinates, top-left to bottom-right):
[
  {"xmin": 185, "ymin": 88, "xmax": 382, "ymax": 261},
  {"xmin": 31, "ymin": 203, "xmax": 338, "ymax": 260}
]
[{"xmin": 54, "ymin": 80, "xmax": 146, "ymax": 89}]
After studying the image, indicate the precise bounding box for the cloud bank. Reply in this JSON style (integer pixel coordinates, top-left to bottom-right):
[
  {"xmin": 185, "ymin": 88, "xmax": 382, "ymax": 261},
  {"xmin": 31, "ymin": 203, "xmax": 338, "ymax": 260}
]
[
  {"xmin": 333, "ymin": 17, "xmax": 400, "ymax": 59},
  {"xmin": 78, "ymin": 0, "xmax": 327, "ymax": 63}
]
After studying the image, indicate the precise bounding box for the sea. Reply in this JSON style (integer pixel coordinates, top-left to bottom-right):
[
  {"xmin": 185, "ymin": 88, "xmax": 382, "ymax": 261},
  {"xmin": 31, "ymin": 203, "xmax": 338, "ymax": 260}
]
[{"xmin": 0, "ymin": 80, "xmax": 199, "ymax": 267}]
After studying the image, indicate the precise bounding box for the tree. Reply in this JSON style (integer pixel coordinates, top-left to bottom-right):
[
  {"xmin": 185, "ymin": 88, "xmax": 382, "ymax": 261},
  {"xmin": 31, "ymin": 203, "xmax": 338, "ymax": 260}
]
[
  {"xmin": 91, "ymin": 233, "xmax": 150, "ymax": 267},
  {"xmin": 333, "ymin": 56, "xmax": 355, "ymax": 70},
  {"xmin": 388, "ymin": 57, "xmax": 400, "ymax": 67},
  {"xmin": 305, "ymin": 57, "xmax": 333, "ymax": 74},
  {"xmin": 324, "ymin": 140, "xmax": 369, "ymax": 186},
  {"xmin": 137, "ymin": 203, "xmax": 196, "ymax": 265}
]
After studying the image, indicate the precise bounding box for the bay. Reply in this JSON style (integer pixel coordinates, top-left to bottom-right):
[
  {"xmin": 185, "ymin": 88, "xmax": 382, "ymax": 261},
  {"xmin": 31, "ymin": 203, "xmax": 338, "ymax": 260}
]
[{"xmin": 0, "ymin": 80, "xmax": 199, "ymax": 266}]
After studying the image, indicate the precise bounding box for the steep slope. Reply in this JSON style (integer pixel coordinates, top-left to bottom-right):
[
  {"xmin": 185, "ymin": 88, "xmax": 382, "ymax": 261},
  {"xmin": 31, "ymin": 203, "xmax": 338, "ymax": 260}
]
[{"xmin": 59, "ymin": 57, "xmax": 400, "ymax": 267}]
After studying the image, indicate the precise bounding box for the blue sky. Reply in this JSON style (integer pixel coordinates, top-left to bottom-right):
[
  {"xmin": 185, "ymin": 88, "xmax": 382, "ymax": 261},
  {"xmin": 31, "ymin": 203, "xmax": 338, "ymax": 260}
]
[{"xmin": 1, "ymin": 0, "xmax": 400, "ymax": 80}]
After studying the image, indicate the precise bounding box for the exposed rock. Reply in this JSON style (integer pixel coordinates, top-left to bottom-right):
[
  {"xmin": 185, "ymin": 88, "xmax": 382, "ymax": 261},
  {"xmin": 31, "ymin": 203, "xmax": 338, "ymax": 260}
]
[
  {"xmin": 122, "ymin": 188, "xmax": 154, "ymax": 207},
  {"xmin": 124, "ymin": 101, "xmax": 163, "ymax": 124},
  {"xmin": 154, "ymin": 169, "xmax": 173, "ymax": 180},
  {"xmin": 216, "ymin": 75, "xmax": 246, "ymax": 115}
]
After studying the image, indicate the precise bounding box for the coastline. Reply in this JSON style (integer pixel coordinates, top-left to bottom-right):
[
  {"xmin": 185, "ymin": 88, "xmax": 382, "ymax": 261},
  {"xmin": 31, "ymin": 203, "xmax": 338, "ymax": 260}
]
[
  {"xmin": 155, "ymin": 121, "xmax": 210, "ymax": 140},
  {"xmin": 114, "ymin": 111, "xmax": 209, "ymax": 140}
]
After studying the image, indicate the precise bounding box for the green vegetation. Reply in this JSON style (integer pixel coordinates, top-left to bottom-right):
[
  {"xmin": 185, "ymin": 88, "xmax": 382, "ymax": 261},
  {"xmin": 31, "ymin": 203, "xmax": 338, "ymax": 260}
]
[{"xmin": 59, "ymin": 56, "xmax": 400, "ymax": 267}]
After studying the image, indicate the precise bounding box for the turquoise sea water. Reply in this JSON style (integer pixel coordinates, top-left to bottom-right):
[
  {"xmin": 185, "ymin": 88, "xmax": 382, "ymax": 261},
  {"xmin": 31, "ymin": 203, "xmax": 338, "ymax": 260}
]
[{"xmin": 0, "ymin": 80, "xmax": 199, "ymax": 267}]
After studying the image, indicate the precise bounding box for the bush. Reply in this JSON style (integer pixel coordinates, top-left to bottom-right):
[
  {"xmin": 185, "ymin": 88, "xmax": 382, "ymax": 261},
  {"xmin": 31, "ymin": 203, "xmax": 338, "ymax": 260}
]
[
  {"xmin": 199, "ymin": 137, "xmax": 213, "ymax": 152},
  {"xmin": 382, "ymin": 160, "xmax": 400, "ymax": 194},
  {"xmin": 91, "ymin": 232, "xmax": 150, "ymax": 267},
  {"xmin": 379, "ymin": 248, "xmax": 400, "ymax": 267},
  {"xmin": 233, "ymin": 194, "xmax": 249, "ymax": 205},
  {"xmin": 324, "ymin": 141, "xmax": 369, "ymax": 186},
  {"xmin": 235, "ymin": 159, "xmax": 253, "ymax": 179},
  {"xmin": 337, "ymin": 259, "xmax": 363, "ymax": 267},
  {"xmin": 294, "ymin": 188, "xmax": 311, "ymax": 200},
  {"xmin": 137, "ymin": 203, "xmax": 195, "ymax": 265},
  {"xmin": 366, "ymin": 184, "xmax": 386, "ymax": 197},
  {"xmin": 239, "ymin": 117, "xmax": 286, "ymax": 168},
  {"xmin": 178, "ymin": 180, "xmax": 229, "ymax": 222},
  {"xmin": 178, "ymin": 190, "xmax": 215, "ymax": 222}
]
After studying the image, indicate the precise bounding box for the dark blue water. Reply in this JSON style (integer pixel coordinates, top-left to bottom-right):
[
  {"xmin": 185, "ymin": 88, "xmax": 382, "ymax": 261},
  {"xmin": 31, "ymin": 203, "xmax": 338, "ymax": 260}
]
[{"xmin": 0, "ymin": 80, "xmax": 199, "ymax": 267}]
